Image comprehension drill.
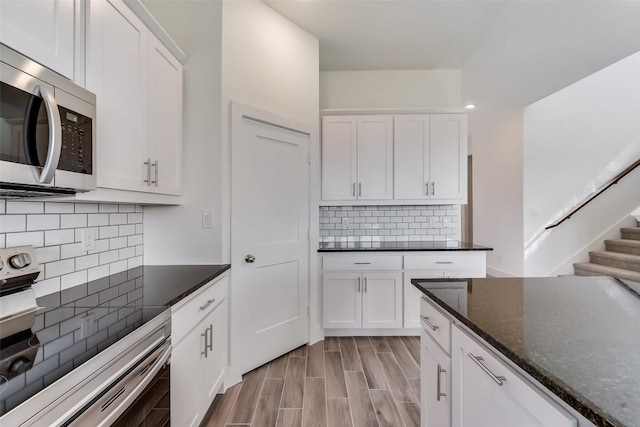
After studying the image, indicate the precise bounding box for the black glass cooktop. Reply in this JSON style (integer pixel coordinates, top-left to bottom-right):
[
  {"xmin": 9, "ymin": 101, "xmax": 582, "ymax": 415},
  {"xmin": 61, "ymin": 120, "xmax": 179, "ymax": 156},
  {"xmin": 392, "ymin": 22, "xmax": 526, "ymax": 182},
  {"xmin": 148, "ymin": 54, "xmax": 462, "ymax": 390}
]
[{"xmin": 0, "ymin": 264, "xmax": 229, "ymax": 416}]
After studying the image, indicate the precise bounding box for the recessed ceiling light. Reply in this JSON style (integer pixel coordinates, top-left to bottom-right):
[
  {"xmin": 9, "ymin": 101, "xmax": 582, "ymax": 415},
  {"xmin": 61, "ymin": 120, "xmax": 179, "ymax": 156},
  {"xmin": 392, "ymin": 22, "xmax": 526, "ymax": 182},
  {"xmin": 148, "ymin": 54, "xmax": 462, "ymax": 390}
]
[{"xmin": 465, "ymin": 104, "xmax": 476, "ymax": 110}]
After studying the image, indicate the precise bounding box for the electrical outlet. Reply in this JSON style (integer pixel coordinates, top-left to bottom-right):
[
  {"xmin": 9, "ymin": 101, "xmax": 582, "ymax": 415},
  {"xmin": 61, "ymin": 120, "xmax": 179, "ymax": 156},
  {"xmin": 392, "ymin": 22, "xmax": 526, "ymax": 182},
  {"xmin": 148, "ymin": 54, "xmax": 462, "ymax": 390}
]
[
  {"xmin": 202, "ymin": 211, "xmax": 214, "ymax": 229},
  {"xmin": 81, "ymin": 228, "xmax": 97, "ymax": 251},
  {"xmin": 80, "ymin": 313, "xmax": 96, "ymax": 338}
]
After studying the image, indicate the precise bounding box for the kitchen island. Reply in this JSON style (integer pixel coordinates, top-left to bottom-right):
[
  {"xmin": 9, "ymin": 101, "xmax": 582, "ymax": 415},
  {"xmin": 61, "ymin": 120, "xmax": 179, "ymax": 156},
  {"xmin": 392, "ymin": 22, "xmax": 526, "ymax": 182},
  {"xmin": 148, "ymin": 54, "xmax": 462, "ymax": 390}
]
[{"xmin": 411, "ymin": 276, "xmax": 640, "ymax": 427}]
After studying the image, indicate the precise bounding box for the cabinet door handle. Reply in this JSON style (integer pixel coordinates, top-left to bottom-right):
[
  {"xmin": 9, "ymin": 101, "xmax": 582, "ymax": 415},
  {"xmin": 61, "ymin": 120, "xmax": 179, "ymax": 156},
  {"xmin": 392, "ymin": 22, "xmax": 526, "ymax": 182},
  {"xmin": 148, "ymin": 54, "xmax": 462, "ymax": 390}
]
[
  {"xmin": 358, "ymin": 183, "xmax": 362, "ymax": 197},
  {"xmin": 364, "ymin": 277, "xmax": 367, "ymax": 293},
  {"xmin": 437, "ymin": 364, "xmax": 446, "ymax": 401},
  {"xmin": 419, "ymin": 315, "xmax": 439, "ymax": 331},
  {"xmin": 431, "ymin": 181, "xmax": 435, "ymax": 196},
  {"xmin": 207, "ymin": 324, "xmax": 213, "ymax": 351},
  {"xmin": 468, "ymin": 353, "xmax": 506, "ymax": 386},
  {"xmin": 144, "ymin": 158, "xmax": 151, "ymax": 185},
  {"xmin": 357, "ymin": 277, "xmax": 361, "ymax": 293},
  {"xmin": 152, "ymin": 160, "xmax": 159, "ymax": 186},
  {"xmin": 200, "ymin": 299, "xmax": 216, "ymax": 311},
  {"xmin": 352, "ymin": 182, "xmax": 356, "ymax": 197},
  {"xmin": 425, "ymin": 182, "xmax": 429, "ymax": 195},
  {"xmin": 201, "ymin": 330, "xmax": 209, "ymax": 357}
]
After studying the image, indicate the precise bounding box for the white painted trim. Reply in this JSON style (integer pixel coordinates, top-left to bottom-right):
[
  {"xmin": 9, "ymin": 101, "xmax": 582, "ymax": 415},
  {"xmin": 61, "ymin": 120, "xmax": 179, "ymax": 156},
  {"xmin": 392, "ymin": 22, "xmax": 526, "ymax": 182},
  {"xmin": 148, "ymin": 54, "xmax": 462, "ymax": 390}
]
[
  {"xmin": 486, "ymin": 265, "xmax": 519, "ymax": 278},
  {"xmin": 544, "ymin": 213, "xmax": 638, "ymax": 277},
  {"xmin": 325, "ymin": 328, "xmax": 420, "ymax": 337},
  {"xmin": 321, "ymin": 108, "xmax": 468, "ymax": 115},
  {"xmin": 123, "ymin": 0, "xmax": 187, "ymax": 64},
  {"xmin": 320, "ymin": 198, "xmax": 468, "ymax": 206}
]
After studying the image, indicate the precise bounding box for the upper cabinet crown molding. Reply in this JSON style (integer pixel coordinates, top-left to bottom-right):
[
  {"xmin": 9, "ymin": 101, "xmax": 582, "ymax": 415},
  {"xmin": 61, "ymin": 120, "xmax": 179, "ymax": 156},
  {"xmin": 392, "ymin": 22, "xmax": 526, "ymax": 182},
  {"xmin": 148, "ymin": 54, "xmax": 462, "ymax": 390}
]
[{"xmin": 123, "ymin": 0, "xmax": 187, "ymax": 64}]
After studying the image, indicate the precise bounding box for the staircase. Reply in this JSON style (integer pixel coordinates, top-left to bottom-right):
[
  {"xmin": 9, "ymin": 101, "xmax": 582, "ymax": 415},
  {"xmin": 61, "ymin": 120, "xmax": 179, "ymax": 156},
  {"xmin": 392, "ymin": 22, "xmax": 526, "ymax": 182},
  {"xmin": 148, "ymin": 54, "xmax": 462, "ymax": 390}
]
[{"xmin": 574, "ymin": 221, "xmax": 640, "ymax": 282}]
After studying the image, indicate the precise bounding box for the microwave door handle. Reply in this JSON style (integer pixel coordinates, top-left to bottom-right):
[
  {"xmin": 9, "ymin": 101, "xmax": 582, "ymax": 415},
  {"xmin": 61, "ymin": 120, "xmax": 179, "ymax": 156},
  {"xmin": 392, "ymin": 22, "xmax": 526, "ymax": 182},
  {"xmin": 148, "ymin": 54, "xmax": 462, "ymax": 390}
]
[{"xmin": 35, "ymin": 85, "xmax": 62, "ymax": 184}]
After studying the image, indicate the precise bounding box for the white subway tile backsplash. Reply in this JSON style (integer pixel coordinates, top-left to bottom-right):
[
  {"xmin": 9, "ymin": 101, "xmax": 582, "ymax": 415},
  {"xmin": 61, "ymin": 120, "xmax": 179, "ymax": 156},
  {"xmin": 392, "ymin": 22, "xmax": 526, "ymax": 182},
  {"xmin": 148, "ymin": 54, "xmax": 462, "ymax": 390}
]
[
  {"xmin": 99, "ymin": 204, "xmax": 119, "ymax": 213},
  {"xmin": 0, "ymin": 215, "xmax": 26, "ymax": 233},
  {"xmin": 6, "ymin": 201, "xmax": 44, "ymax": 214},
  {"xmin": 45, "ymin": 229, "xmax": 75, "ymax": 246},
  {"xmin": 61, "ymin": 271, "xmax": 88, "ymax": 290},
  {"xmin": 74, "ymin": 203, "xmax": 99, "ymax": 213},
  {"xmin": 1, "ymin": 203, "xmax": 144, "ymax": 297},
  {"xmin": 76, "ymin": 254, "xmax": 99, "ymax": 271},
  {"xmin": 46, "ymin": 259, "xmax": 75, "ymax": 279},
  {"xmin": 27, "ymin": 215, "xmax": 60, "ymax": 231},
  {"xmin": 7, "ymin": 231, "xmax": 44, "ymax": 248},
  {"xmin": 319, "ymin": 205, "xmax": 462, "ymax": 242},
  {"xmin": 44, "ymin": 203, "xmax": 75, "ymax": 214},
  {"xmin": 60, "ymin": 214, "xmax": 87, "ymax": 229}
]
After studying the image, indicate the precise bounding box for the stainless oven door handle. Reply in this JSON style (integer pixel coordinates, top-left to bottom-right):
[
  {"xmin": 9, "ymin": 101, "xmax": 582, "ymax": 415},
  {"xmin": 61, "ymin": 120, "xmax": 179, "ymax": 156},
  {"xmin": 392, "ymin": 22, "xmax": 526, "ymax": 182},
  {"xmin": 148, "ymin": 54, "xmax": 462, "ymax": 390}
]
[
  {"xmin": 65, "ymin": 341, "xmax": 171, "ymax": 427},
  {"xmin": 34, "ymin": 85, "xmax": 62, "ymax": 184}
]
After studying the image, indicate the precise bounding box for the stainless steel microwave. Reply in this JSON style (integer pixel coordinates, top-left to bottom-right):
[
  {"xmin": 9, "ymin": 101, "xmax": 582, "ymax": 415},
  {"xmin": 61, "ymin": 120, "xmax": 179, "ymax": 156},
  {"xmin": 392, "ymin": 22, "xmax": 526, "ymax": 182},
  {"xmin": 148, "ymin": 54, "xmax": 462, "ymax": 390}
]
[{"xmin": 0, "ymin": 44, "xmax": 96, "ymax": 198}]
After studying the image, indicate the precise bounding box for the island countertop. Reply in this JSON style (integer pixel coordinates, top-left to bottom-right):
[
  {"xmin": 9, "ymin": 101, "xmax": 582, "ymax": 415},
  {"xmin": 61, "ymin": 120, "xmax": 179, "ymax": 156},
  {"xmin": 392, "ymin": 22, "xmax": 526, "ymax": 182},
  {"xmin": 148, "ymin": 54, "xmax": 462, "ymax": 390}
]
[
  {"xmin": 318, "ymin": 240, "xmax": 492, "ymax": 252},
  {"xmin": 411, "ymin": 276, "xmax": 640, "ymax": 427}
]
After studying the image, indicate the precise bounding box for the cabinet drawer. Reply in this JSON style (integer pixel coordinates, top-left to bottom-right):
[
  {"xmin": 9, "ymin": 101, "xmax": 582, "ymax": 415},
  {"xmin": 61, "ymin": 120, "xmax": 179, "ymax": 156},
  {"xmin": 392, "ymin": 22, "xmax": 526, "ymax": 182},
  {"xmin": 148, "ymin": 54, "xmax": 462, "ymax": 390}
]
[
  {"xmin": 172, "ymin": 274, "xmax": 228, "ymax": 345},
  {"xmin": 405, "ymin": 252, "xmax": 485, "ymax": 271},
  {"xmin": 420, "ymin": 296, "xmax": 452, "ymax": 354},
  {"xmin": 323, "ymin": 255, "xmax": 402, "ymax": 271}
]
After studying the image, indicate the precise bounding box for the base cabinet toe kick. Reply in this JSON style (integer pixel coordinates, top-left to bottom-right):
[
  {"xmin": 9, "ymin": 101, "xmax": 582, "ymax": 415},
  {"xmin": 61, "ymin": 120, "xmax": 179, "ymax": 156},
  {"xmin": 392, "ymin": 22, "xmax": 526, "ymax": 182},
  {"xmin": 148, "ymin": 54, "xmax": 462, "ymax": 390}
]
[{"xmin": 419, "ymin": 295, "xmax": 591, "ymax": 427}]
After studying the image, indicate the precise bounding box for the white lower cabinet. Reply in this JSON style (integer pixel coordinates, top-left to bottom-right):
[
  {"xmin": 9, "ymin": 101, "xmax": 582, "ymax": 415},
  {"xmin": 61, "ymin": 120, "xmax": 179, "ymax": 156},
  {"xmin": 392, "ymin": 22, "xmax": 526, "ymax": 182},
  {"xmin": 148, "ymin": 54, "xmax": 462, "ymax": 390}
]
[
  {"xmin": 171, "ymin": 274, "xmax": 228, "ymax": 427},
  {"xmin": 323, "ymin": 271, "xmax": 402, "ymax": 329},
  {"xmin": 421, "ymin": 330, "xmax": 451, "ymax": 427},
  {"xmin": 451, "ymin": 326, "xmax": 577, "ymax": 427}
]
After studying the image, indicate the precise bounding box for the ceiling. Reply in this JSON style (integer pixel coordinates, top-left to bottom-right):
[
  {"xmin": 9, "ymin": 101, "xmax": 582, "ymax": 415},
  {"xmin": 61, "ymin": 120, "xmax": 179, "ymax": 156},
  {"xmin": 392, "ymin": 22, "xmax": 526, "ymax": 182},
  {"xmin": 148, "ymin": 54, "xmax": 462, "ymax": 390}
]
[{"xmin": 264, "ymin": 0, "xmax": 640, "ymax": 105}]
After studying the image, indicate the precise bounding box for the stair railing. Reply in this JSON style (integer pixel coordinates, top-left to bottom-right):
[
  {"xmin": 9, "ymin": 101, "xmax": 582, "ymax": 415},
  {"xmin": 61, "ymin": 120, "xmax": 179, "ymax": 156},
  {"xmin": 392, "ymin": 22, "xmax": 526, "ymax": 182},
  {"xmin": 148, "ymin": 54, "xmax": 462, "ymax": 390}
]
[{"xmin": 545, "ymin": 158, "xmax": 640, "ymax": 230}]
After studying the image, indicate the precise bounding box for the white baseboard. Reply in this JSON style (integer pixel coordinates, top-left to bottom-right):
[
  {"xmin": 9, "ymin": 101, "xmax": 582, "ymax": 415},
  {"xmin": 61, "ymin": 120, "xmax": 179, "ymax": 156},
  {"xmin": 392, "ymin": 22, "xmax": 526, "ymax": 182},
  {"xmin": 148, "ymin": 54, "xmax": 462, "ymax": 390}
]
[
  {"xmin": 486, "ymin": 266, "xmax": 518, "ymax": 277},
  {"xmin": 325, "ymin": 328, "xmax": 420, "ymax": 337}
]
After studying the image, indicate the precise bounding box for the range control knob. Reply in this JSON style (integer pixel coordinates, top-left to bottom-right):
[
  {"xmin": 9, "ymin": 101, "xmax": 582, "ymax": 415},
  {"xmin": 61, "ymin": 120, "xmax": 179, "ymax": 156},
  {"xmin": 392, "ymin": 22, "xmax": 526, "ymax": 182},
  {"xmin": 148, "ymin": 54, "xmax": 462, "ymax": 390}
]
[
  {"xmin": 9, "ymin": 253, "xmax": 31, "ymax": 269},
  {"xmin": 9, "ymin": 357, "xmax": 31, "ymax": 374}
]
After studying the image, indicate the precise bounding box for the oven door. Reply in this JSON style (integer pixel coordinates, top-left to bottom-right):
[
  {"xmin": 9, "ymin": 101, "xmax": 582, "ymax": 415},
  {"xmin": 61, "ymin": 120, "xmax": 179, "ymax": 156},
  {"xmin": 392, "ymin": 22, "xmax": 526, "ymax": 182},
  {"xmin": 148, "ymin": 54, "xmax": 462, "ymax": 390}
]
[{"xmin": 0, "ymin": 61, "xmax": 61, "ymax": 188}]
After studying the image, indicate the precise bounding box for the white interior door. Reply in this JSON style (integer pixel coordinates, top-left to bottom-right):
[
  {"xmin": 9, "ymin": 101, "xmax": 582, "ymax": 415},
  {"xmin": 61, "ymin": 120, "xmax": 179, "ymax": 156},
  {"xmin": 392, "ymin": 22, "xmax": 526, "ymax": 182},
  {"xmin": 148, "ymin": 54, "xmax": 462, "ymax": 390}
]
[{"xmin": 231, "ymin": 103, "xmax": 310, "ymax": 373}]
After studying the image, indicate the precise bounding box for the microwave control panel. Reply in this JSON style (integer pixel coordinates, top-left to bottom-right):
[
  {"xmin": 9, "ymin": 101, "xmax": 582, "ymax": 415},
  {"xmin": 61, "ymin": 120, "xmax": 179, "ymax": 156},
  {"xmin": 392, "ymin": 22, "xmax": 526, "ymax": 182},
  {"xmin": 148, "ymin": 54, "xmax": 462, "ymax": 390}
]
[{"xmin": 58, "ymin": 105, "xmax": 93, "ymax": 175}]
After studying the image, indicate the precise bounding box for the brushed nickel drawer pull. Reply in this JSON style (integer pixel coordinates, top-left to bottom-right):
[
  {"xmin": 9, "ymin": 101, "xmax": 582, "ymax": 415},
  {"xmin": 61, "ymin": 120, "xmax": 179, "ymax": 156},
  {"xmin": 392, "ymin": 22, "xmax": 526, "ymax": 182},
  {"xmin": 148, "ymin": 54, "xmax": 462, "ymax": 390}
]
[
  {"xmin": 436, "ymin": 261, "xmax": 454, "ymax": 264},
  {"xmin": 199, "ymin": 299, "xmax": 216, "ymax": 311},
  {"xmin": 420, "ymin": 315, "xmax": 439, "ymax": 331},
  {"xmin": 468, "ymin": 353, "xmax": 506, "ymax": 386},
  {"xmin": 354, "ymin": 262, "xmax": 371, "ymax": 265},
  {"xmin": 437, "ymin": 364, "xmax": 446, "ymax": 401}
]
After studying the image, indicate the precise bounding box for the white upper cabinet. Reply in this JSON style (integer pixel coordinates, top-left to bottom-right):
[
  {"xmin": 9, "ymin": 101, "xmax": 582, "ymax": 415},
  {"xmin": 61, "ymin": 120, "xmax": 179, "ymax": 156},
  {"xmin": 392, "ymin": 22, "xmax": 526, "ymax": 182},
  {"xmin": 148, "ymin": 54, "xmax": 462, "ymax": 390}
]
[
  {"xmin": 147, "ymin": 35, "xmax": 183, "ymax": 195},
  {"xmin": 87, "ymin": 0, "xmax": 148, "ymax": 193},
  {"xmin": 321, "ymin": 116, "xmax": 357, "ymax": 201},
  {"xmin": 0, "ymin": 0, "xmax": 78, "ymax": 79},
  {"xmin": 321, "ymin": 115, "xmax": 393, "ymax": 201},
  {"xmin": 86, "ymin": 0, "xmax": 184, "ymax": 198},
  {"xmin": 394, "ymin": 114, "xmax": 467, "ymax": 203},
  {"xmin": 357, "ymin": 116, "xmax": 393, "ymax": 200}
]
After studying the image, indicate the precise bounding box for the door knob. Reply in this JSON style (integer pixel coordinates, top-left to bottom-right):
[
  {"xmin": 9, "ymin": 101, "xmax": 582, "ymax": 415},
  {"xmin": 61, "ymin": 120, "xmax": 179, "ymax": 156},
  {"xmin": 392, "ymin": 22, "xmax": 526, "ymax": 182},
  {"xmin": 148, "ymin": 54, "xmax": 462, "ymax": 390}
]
[{"xmin": 245, "ymin": 254, "xmax": 255, "ymax": 263}]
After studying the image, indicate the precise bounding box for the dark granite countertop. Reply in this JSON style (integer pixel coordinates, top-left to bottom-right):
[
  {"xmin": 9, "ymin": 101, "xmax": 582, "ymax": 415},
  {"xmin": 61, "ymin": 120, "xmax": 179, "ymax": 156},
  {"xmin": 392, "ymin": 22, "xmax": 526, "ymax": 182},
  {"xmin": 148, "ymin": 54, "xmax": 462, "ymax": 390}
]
[
  {"xmin": 0, "ymin": 264, "xmax": 230, "ymax": 416},
  {"xmin": 318, "ymin": 240, "xmax": 492, "ymax": 252},
  {"xmin": 411, "ymin": 276, "xmax": 640, "ymax": 427}
]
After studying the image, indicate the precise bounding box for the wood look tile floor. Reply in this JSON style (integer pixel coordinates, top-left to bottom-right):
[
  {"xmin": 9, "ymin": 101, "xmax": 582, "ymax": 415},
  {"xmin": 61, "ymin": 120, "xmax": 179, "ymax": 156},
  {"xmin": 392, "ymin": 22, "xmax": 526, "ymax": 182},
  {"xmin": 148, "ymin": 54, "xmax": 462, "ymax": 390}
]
[{"xmin": 202, "ymin": 336, "xmax": 420, "ymax": 427}]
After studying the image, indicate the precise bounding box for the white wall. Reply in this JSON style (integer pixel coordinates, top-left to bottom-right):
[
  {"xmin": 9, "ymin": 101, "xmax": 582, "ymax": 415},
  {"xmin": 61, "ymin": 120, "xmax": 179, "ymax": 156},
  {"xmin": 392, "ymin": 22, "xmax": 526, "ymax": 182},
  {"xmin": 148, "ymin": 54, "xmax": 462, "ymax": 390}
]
[
  {"xmin": 142, "ymin": 0, "xmax": 223, "ymax": 265},
  {"xmin": 523, "ymin": 51, "xmax": 640, "ymax": 276},
  {"xmin": 470, "ymin": 107, "xmax": 524, "ymax": 277},
  {"xmin": 320, "ymin": 69, "xmax": 461, "ymax": 110}
]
